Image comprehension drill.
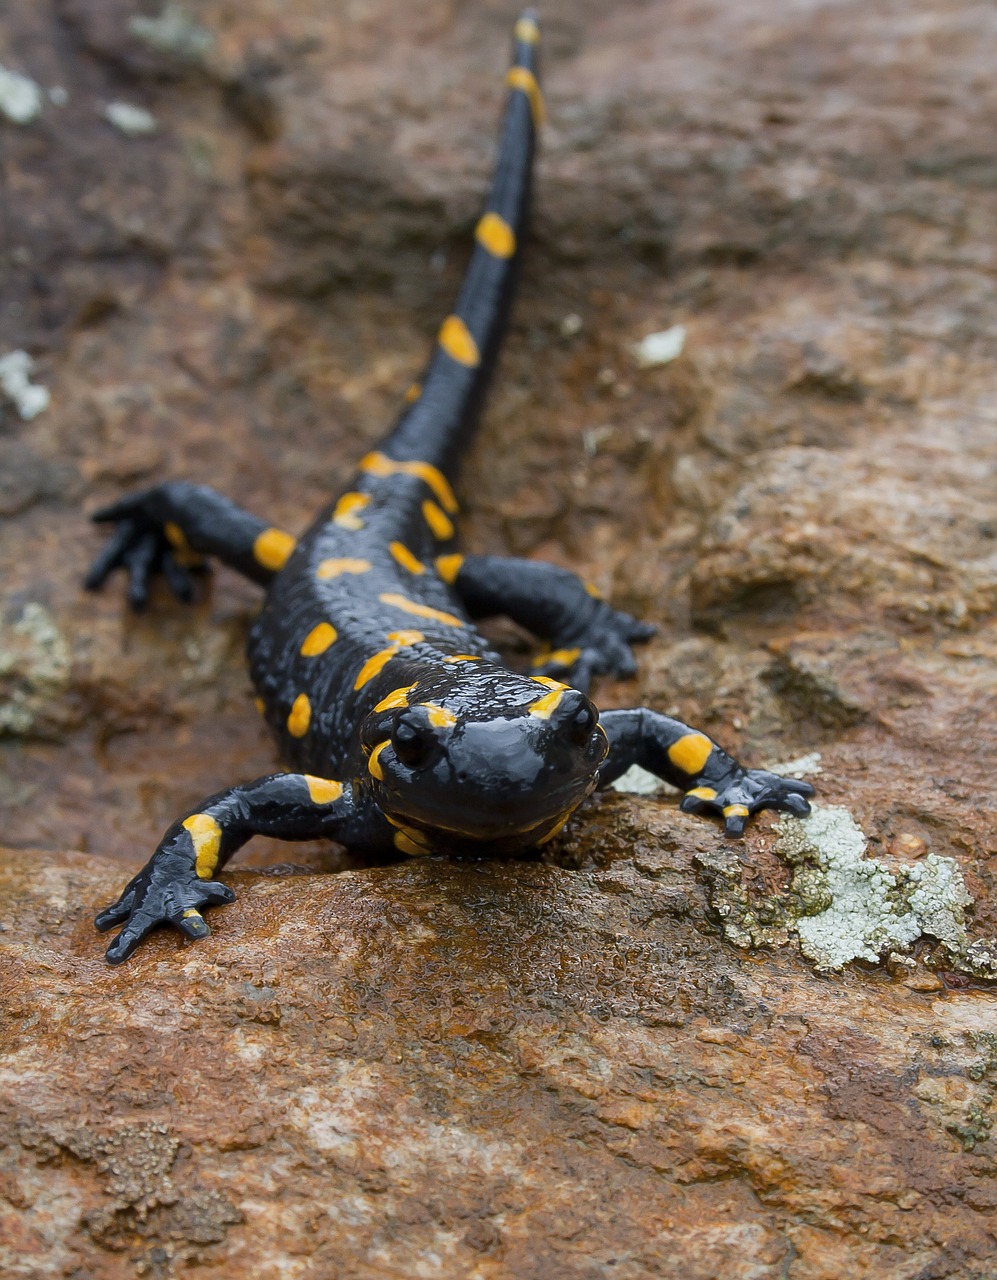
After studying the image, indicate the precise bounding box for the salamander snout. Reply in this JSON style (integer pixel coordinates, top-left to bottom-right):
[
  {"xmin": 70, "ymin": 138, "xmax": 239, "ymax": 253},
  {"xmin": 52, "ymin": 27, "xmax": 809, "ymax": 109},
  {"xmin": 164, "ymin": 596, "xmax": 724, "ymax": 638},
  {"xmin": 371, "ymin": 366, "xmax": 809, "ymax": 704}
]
[{"xmin": 360, "ymin": 675, "xmax": 607, "ymax": 854}]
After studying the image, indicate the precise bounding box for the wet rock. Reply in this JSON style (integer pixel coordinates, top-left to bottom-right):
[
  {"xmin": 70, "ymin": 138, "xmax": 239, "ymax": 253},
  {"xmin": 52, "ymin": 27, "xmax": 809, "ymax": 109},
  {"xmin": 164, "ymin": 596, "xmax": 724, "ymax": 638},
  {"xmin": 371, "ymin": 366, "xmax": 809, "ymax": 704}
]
[
  {"xmin": 3, "ymin": 0, "xmax": 997, "ymax": 1271},
  {"xmin": 764, "ymin": 629, "xmax": 928, "ymax": 728},
  {"xmin": 3, "ymin": 845, "xmax": 997, "ymax": 1277}
]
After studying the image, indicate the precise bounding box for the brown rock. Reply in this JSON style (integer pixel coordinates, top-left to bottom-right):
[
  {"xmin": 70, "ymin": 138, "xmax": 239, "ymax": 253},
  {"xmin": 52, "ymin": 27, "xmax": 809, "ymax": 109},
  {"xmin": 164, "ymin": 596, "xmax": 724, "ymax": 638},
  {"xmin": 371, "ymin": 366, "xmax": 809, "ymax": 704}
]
[
  {"xmin": 4, "ymin": 845, "xmax": 997, "ymax": 1277},
  {"xmin": 4, "ymin": 0, "xmax": 997, "ymax": 1273}
]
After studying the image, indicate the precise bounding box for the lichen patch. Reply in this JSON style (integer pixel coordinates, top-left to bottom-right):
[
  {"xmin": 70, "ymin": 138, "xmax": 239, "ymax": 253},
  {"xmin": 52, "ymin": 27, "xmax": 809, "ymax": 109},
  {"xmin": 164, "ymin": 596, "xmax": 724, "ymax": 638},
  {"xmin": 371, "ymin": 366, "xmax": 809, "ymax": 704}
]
[{"xmin": 698, "ymin": 803, "xmax": 995, "ymax": 976}]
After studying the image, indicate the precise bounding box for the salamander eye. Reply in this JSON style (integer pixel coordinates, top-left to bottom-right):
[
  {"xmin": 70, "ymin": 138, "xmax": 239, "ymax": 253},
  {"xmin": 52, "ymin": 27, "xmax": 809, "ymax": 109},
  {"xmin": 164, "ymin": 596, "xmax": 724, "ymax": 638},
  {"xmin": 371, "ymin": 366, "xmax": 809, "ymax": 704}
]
[
  {"xmin": 392, "ymin": 719, "xmax": 431, "ymax": 769},
  {"xmin": 569, "ymin": 703, "xmax": 597, "ymax": 746}
]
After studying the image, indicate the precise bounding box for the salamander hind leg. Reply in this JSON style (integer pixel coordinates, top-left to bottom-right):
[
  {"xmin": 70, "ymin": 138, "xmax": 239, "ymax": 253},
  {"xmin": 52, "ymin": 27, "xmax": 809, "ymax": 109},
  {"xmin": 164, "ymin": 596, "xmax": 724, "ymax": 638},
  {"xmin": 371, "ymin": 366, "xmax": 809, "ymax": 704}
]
[
  {"xmin": 85, "ymin": 482, "xmax": 296, "ymax": 609},
  {"xmin": 598, "ymin": 708, "xmax": 814, "ymax": 837},
  {"xmin": 448, "ymin": 554, "xmax": 655, "ymax": 692}
]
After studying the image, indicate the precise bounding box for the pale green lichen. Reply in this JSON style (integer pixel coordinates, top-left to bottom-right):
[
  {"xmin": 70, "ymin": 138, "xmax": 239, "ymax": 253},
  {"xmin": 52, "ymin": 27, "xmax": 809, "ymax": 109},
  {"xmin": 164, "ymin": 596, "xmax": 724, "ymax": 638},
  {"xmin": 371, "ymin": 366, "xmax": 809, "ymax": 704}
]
[
  {"xmin": 104, "ymin": 102, "xmax": 157, "ymax": 137},
  {"xmin": 128, "ymin": 6, "xmax": 213, "ymax": 64},
  {"xmin": 610, "ymin": 764, "xmax": 665, "ymax": 796},
  {"xmin": 697, "ymin": 802, "xmax": 995, "ymax": 977},
  {"xmin": 777, "ymin": 806, "xmax": 922, "ymax": 968},
  {"xmin": 0, "ymin": 65, "xmax": 43, "ymax": 125},
  {"xmin": 0, "ymin": 350, "xmax": 50, "ymax": 421},
  {"xmin": 0, "ymin": 603, "xmax": 71, "ymax": 737}
]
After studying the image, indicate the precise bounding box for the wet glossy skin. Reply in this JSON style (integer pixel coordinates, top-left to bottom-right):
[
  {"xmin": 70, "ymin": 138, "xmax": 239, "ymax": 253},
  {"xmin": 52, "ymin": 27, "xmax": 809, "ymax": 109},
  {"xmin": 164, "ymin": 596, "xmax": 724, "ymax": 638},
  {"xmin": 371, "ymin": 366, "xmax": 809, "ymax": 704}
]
[
  {"xmin": 358, "ymin": 667, "xmax": 608, "ymax": 855},
  {"xmin": 85, "ymin": 11, "xmax": 813, "ymax": 963}
]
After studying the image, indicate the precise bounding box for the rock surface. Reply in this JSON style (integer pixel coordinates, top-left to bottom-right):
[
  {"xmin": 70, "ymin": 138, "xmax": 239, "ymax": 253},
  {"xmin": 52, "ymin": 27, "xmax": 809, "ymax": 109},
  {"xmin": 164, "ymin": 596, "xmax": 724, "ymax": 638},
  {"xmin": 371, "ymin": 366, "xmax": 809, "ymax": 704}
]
[
  {"xmin": 3, "ymin": 838, "xmax": 997, "ymax": 1279},
  {"xmin": 2, "ymin": 0, "xmax": 997, "ymax": 1275}
]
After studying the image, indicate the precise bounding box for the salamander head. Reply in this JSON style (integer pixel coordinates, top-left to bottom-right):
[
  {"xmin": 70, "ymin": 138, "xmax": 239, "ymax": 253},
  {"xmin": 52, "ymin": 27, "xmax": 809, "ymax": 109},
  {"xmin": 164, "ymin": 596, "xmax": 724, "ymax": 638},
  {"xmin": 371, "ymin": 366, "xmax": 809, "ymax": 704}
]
[{"xmin": 359, "ymin": 664, "xmax": 607, "ymax": 855}]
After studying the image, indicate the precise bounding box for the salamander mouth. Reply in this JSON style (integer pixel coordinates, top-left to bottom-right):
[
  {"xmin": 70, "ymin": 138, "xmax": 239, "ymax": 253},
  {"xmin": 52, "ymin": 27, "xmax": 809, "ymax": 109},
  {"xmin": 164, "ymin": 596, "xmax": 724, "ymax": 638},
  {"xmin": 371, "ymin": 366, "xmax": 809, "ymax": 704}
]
[{"xmin": 383, "ymin": 776, "xmax": 597, "ymax": 856}]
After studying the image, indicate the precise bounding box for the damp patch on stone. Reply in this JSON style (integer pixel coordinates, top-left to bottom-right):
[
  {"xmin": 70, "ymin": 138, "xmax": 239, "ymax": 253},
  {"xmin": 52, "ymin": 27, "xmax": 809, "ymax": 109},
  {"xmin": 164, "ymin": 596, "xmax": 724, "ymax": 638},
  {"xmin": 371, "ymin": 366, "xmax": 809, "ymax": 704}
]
[{"xmin": 696, "ymin": 803, "xmax": 996, "ymax": 978}]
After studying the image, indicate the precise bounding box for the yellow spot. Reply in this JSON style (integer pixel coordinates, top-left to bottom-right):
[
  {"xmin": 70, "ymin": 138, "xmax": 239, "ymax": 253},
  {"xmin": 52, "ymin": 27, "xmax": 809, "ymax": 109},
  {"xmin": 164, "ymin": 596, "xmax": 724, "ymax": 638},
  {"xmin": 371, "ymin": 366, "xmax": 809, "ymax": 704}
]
[
  {"xmin": 353, "ymin": 631, "xmax": 425, "ymax": 690},
  {"xmin": 317, "ymin": 557, "xmax": 371, "ymax": 579},
  {"xmin": 253, "ymin": 527, "xmax": 296, "ymax": 571},
  {"xmin": 287, "ymin": 692, "xmax": 311, "ymax": 738},
  {"xmin": 538, "ymin": 814, "xmax": 571, "ymax": 845},
  {"xmin": 534, "ymin": 647, "xmax": 581, "ymax": 669},
  {"xmin": 387, "ymin": 816, "xmax": 434, "ymax": 849},
  {"xmin": 305, "ymin": 776, "xmax": 343, "ymax": 805},
  {"xmin": 443, "ymin": 653, "xmax": 480, "ymax": 663},
  {"xmin": 389, "ymin": 542, "xmax": 426, "ymax": 575},
  {"xmin": 515, "ymin": 15, "xmax": 540, "ymax": 43},
  {"xmin": 379, "ymin": 592, "xmax": 463, "ymax": 627},
  {"xmin": 254, "ymin": 696, "xmax": 266, "ymax": 715},
  {"xmin": 332, "ymin": 492, "xmax": 369, "ymax": 530},
  {"xmin": 374, "ymin": 683, "xmax": 417, "ymax": 712},
  {"xmin": 420, "ymin": 702, "xmax": 457, "ymax": 729},
  {"xmin": 585, "ymin": 581, "xmax": 602, "ymax": 599},
  {"xmin": 438, "ymin": 314, "xmax": 480, "ymax": 368},
  {"xmin": 533, "ymin": 675, "xmax": 567, "ymax": 691},
  {"xmin": 667, "ymin": 732, "xmax": 714, "ymax": 776},
  {"xmin": 506, "ymin": 66, "xmax": 545, "ymax": 127},
  {"xmin": 529, "ymin": 688, "xmax": 566, "ymax": 720},
  {"xmin": 183, "ymin": 813, "xmax": 222, "ymax": 880},
  {"xmin": 182, "ymin": 908, "xmax": 203, "ymax": 920},
  {"xmin": 723, "ymin": 804, "xmax": 751, "ymax": 818},
  {"xmin": 687, "ymin": 786, "xmax": 718, "ymax": 802},
  {"xmin": 368, "ymin": 740, "xmax": 389, "ymax": 780},
  {"xmin": 475, "ymin": 211, "xmax": 516, "ymax": 259},
  {"xmin": 404, "ymin": 382, "xmax": 422, "ymax": 404},
  {"xmin": 394, "ymin": 830, "xmax": 428, "ymax": 857},
  {"xmin": 422, "ymin": 500, "xmax": 455, "ymax": 540},
  {"xmin": 435, "ymin": 554, "xmax": 465, "ymax": 584},
  {"xmin": 164, "ymin": 521, "xmax": 189, "ymax": 551},
  {"xmin": 163, "ymin": 521, "xmax": 203, "ymax": 568},
  {"xmin": 355, "ymin": 648, "xmax": 397, "ymax": 689},
  {"xmin": 361, "ymin": 451, "xmax": 459, "ymax": 514},
  {"xmin": 300, "ymin": 622, "xmax": 337, "ymax": 655}
]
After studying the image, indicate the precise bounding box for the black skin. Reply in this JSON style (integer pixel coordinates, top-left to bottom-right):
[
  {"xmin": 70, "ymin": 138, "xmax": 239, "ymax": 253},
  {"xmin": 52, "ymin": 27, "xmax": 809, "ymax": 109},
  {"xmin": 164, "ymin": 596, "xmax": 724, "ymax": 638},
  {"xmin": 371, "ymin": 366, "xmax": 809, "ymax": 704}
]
[{"xmin": 86, "ymin": 11, "xmax": 813, "ymax": 964}]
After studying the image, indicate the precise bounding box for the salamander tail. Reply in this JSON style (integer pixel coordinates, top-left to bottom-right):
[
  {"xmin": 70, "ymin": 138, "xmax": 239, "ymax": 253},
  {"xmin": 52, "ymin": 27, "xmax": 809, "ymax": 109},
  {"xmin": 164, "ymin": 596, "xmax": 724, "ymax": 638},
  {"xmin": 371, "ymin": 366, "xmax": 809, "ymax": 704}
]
[{"xmin": 375, "ymin": 11, "xmax": 542, "ymax": 476}]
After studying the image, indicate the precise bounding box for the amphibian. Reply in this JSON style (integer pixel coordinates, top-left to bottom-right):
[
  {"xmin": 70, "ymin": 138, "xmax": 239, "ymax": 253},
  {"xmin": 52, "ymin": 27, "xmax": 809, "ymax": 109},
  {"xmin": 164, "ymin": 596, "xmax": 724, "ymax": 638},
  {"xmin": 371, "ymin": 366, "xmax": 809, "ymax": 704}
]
[{"xmin": 86, "ymin": 11, "xmax": 813, "ymax": 964}]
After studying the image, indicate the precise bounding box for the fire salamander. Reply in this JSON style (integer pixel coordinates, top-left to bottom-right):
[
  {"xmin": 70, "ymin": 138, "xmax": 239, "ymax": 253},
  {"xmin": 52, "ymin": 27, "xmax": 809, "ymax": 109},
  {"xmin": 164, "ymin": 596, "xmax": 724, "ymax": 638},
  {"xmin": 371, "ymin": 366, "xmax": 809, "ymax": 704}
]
[{"xmin": 86, "ymin": 11, "xmax": 813, "ymax": 964}]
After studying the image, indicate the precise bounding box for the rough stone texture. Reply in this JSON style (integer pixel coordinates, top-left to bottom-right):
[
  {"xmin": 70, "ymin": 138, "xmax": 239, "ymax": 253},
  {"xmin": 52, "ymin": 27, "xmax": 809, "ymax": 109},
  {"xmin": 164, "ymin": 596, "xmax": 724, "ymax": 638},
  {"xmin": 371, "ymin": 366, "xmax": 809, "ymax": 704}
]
[
  {"xmin": 2, "ymin": 0, "xmax": 997, "ymax": 1275},
  {"xmin": 4, "ymin": 840, "xmax": 997, "ymax": 1279}
]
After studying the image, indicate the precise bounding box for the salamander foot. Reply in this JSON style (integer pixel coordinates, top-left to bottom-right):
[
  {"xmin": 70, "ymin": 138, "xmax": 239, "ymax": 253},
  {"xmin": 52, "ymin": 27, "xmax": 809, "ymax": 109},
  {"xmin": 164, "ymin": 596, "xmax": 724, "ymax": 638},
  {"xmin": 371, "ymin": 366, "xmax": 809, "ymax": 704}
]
[{"xmin": 679, "ymin": 768, "xmax": 814, "ymax": 837}]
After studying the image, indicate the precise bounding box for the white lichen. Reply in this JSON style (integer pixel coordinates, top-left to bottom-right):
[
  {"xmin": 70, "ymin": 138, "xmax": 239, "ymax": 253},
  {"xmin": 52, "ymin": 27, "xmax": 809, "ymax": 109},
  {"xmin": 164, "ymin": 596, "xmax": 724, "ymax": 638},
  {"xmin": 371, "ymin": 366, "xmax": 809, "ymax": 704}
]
[
  {"xmin": 609, "ymin": 764, "xmax": 665, "ymax": 796},
  {"xmin": 0, "ymin": 603, "xmax": 72, "ymax": 737},
  {"xmin": 906, "ymin": 854, "xmax": 973, "ymax": 951},
  {"xmin": 0, "ymin": 65, "xmax": 43, "ymax": 124},
  {"xmin": 764, "ymin": 750, "xmax": 823, "ymax": 778},
  {"xmin": 104, "ymin": 102, "xmax": 158, "ymax": 137},
  {"xmin": 128, "ymin": 5, "xmax": 214, "ymax": 63},
  {"xmin": 698, "ymin": 801, "xmax": 992, "ymax": 978},
  {"xmin": 633, "ymin": 325, "xmax": 686, "ymax": 368},
  {"xmin": 777, "ymin": 806, "xmax": 922, "ymax": 969},
  {"xmin": 0, "ymin": 350, "xmax": 50, "ymax": 421}
]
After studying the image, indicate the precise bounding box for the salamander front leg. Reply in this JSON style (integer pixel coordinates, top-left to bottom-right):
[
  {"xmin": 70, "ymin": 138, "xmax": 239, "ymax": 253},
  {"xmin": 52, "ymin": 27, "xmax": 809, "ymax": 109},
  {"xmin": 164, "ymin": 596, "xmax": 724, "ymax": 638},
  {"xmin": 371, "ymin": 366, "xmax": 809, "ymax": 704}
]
[
  {"xmin": 85, "ymin": 482, "xmax": 297, "ymax": 609},
  {"xmin": 446, "ymin": 554, "xmax": 655, "ymax": 692},
  {"xmin": 95, "ymin": 774, "xmax": 381, "ymax": 963},
  {"xmin": 598, "ymin": 708, "xmax": 814, "ymax": 837}
]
